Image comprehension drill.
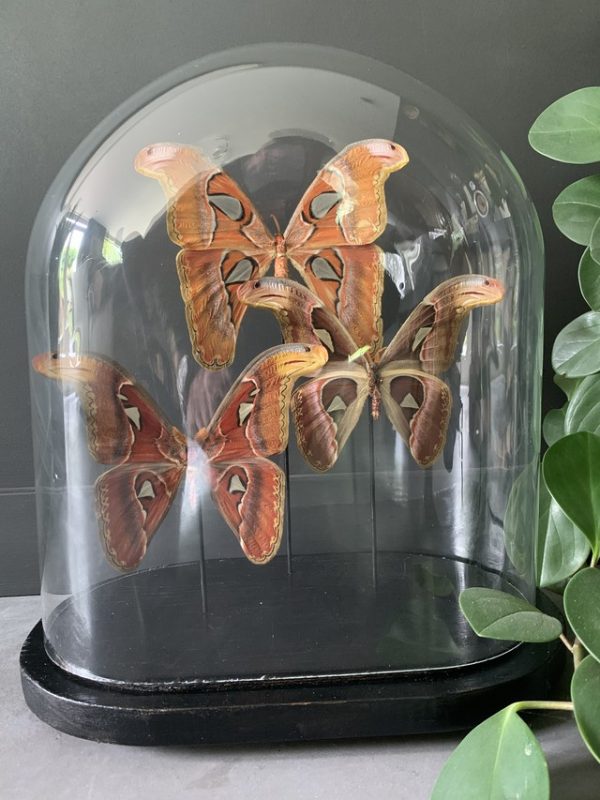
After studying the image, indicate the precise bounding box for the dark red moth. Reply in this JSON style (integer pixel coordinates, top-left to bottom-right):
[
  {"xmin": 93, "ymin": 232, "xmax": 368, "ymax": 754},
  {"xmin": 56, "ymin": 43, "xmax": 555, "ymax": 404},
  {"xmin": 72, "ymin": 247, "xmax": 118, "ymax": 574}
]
[{"xmin": 32, "ymin": 343, "xmax": 327, "ymax": 569}]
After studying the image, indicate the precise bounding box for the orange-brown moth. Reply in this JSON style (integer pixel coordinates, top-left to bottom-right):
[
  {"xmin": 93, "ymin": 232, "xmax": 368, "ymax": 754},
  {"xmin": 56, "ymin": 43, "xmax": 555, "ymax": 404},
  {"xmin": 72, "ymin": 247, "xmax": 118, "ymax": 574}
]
[
  {"xmin": 239, "ymin": 275, "xmax": 505, "ymax": 471},
  {"xmin": 32, "ymin": 344, "xmax": 328, "ymax": 569},
  {"xmin": 135, "ymin": 139, "xmax": 409, "ymax": 369}
]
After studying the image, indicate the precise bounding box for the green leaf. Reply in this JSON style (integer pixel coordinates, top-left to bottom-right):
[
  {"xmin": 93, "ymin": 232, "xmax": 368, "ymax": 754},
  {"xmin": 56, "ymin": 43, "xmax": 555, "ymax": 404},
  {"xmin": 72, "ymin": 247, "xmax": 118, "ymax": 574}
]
[
  {"xmin": 529, "ymin": 87, "xmax": 600, "ymax": 164},
  {"xmin": 554, "ymin": 373, "xmax": 583, "ymax": 400},
  {"xmin": 552, "ymin": 176, "xmax": 600, "ymax": 245},
  {"xmin": 565, "ymin": 374, "xmax": 600, "ymax": 435},
  {"xmin": 543, "ymin": 406, "xmax": 566, "ymax": 446},
  {"xmin": 460, "ymin": 588, "xmax": 562, "ymax": 642},
  {"xmin": 572, "ymin": 655, "xmax": 600, "ymax": 763},
  {"xmin": 579, "ymin": 248, "xmax": 600, "ymax": 310},
  {"xmin": 552, "ymin": 311, "xmax": 600, "ymax": 377},
  {"xmin": 537, "ymin": 476, "xmax": 590, "ymax": 587},
  {"xmin": 564, "ymin": 568, "xmax": 600, "ymax": 661},
  {"xmin": 591, "ymin": 216, "xmax": 600, "ymax": 266},
  {"xmin": 504, "ymin": 464, "xmax": 537, "ymax": 575},
  {"xmin": 543, "ymin": 432, "xmax": 600, "ymax": 560},
  {"xmin": 413, "ymin": 562, "xmax": 456, "ymax": 598},
  {"xmin": 431, "ymin": 707, "xmax": 549, "ymax": 800}
]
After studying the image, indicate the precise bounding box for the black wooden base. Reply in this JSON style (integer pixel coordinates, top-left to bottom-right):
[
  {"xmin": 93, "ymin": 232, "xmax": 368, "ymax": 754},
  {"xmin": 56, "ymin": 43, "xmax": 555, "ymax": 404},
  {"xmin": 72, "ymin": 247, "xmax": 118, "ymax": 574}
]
[{"xmin": 21, "ymin": 592, "xmax": 564, "ymax": 746}]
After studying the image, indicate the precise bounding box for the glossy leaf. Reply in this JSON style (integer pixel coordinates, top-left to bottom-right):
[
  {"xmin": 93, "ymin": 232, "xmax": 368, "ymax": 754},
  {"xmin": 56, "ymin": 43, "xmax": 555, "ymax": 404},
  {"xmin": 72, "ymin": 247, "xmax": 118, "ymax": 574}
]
[
  {"xmin": 431, "ymin": 707, "xmax": 549, "ymax": 800},
  {"xmin": 543, "ymin": 432, "xmax": 600, "ymax": 560},
  {"xmin": 572, "ymin": 655, "xmax": 600, "ymax": 763},
  {"xmin": 543, "ymin": 406, "xmax": 566, "ymax": 446},
  {"xmin": 460, "ymin": 588, "xmax": 562, "ymax": 642},
  {"xmin": 504, "ymin": 464, "xmax": 537, "ymax": 575},
  {"xmin": 537, "ymin": 476, "xmax": 590, "ymax": 588},
  {"xmin": 554, "ymin": 373, "xmax": 583, "ymax": 400},
  {"xmin": 591, "ymin": 216, "xmax": 600, "ymax": 266},
  {"xmin": 580, "ymin": 247, "xmax": 600, "ymax": 310},
  {"xmin": 564, "ymin": 568, "xmax": 600, "ymax": 661},
  {"xmin": 529, "ymin": 87, "xmax": 600, "ymax": 164},
  {"xmin": 552, "ymin": 311, "xmax": 600, "ymax": 377},
  {"xmin": 552, "ymin": 176, "xmax": 600, "ymax": 245},
  {"xmin": 565, "ymin": 374, "xmax": 600, "ymax": 435}
]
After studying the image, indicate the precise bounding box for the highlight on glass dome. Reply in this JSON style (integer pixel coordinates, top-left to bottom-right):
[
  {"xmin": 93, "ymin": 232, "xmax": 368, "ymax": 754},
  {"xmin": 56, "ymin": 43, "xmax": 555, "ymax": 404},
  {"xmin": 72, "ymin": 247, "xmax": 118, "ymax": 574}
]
[{"xmin": 23, "ymin": 43, "xmax": 544, "ymax": 742}]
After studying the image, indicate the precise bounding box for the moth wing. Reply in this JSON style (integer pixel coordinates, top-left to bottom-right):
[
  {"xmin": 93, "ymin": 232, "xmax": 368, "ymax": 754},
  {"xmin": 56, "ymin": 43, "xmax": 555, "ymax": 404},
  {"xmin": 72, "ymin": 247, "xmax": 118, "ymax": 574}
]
[
  {"xmin": 96, "ymin": 463, "xmax": 185, "ymax": 571},
  {"xmin": 32, "ymin": 353, "xmax": 187, "ymax": 571},
  {"xmin": 211, "ymin": 459, "xmax": 285, "ymax": 565},
  {"xmin": 292, "ymin": 363, "xmax": 369, "ymax": 472},
  {"xmin": 135, "ymin": 143, "xmax": 273, "ymax": 252},
  {"xmin": 31, "ymin": 353, "xmax": 186, "ymax": 466},
  {"xmin": 136, "ymin": 143, "xmax": 275, "ymax": 368},
  {"xmin": 379, "ymin": 363, "xmax": 452, "ymax": 467},
  {"xmin": 290, "ymin": 244, "xmax": 384, "ymax": 353},
  {"xmin": 177, "ymin": 249, "xmax": 272, "ymax": 369},
  {"xmin": 238, "ymin": 277, "xmax": 363, "ymax": 361},
  {"xmin": 284, "ymin": 139, "xmax": 408, "ymax": 250},
  {"xmin": 201, "ymin": 343, "xmax": 329, "ymax": 462},
  {"xmin": 381, "ymin": 275, "xmax": 505, "ymax": 374}
]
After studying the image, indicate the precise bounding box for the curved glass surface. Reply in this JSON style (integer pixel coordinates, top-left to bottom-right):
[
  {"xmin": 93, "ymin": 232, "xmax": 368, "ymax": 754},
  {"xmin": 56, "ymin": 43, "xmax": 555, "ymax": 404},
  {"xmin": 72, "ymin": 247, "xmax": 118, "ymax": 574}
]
[{"xmin": 26, "ymin": 44, "xmax": 543, "ymax": 686}]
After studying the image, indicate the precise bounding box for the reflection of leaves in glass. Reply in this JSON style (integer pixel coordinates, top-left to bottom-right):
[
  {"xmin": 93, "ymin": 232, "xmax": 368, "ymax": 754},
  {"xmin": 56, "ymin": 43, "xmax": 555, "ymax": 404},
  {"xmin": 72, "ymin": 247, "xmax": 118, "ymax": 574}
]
[
  {"xmin": 432, "ymin": 707, "xmax": 550, "ymax": 800},
  {"xmin": 377, "ymin": 561, "xmax": 463, "ymax": 665},
  {"xmin": 101, "ymin": 234, "xmax": 123, "ymax": 266},
  {"xmin": 413, "ymin": 561, "xmax": 456, "ymax": 598},
  {"xmin": 503, "ymin": 463, "xmax": 537, "ymax": 576},
  {"xmin": 537, "ymin": 476, "xmax": 589, "ymax": 588},
  {"xmin": 376, "ymin": 602, "xmax": 462, "ymax": 665}
]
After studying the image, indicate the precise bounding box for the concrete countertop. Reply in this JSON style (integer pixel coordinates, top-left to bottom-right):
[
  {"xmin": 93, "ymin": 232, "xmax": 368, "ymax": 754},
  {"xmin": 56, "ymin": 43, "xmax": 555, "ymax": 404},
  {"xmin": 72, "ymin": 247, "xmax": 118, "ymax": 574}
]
[{"xmin": 1, "ymin": 595, "xmax": 597, "ymax": 800}]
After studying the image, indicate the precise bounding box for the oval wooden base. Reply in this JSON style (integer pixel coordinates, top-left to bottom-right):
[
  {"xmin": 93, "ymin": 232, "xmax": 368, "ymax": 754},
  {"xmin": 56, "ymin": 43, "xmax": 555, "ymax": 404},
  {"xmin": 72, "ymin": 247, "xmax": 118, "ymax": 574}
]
[{"xmin": 21, "ymin": 592, "xmax": 564, "ymax": 746}]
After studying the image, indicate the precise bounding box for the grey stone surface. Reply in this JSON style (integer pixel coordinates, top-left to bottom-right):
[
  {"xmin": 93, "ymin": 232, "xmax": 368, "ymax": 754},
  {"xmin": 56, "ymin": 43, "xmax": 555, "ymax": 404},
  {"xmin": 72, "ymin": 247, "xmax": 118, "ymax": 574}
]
[{"xmin": 1, "ymin": 596, "xmax": 598, "ymax": 799}]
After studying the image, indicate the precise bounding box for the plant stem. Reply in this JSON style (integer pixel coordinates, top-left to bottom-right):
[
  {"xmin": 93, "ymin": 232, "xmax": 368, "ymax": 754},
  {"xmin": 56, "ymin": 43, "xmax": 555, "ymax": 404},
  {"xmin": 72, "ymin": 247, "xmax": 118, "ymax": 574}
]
[
  {"xmin": 560, "ymin": 633, "xmax": 574, "ymax": 652},
  {"xmin": 511, "ymin": 700, "xmax": 574, "ymax": 714},
  {"xmin": 573, "ymin": 639, "xmax": 586, "ymax": 669}
]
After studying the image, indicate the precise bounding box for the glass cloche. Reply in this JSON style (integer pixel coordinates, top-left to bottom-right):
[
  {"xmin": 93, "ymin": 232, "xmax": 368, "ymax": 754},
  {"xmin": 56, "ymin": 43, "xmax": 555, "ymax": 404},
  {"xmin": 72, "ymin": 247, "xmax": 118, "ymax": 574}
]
[{"xmin": 23, "ymin": 44, "xmax": 546, "ymax": 741}]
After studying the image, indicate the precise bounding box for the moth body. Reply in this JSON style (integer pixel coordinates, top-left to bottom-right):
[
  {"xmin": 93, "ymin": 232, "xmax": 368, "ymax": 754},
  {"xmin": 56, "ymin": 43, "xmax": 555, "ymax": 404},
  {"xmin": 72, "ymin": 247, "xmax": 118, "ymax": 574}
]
[{"xmin": 273, "ymin": 234, "xmax": 288, "ymax": 277}]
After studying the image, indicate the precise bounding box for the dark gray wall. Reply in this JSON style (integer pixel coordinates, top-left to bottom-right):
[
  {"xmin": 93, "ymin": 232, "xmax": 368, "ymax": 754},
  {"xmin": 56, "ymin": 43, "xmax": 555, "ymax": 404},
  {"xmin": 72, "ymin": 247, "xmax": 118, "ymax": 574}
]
[{"xmin": 1, "ymin": 0, "xmax": 596, "ymax": 595}]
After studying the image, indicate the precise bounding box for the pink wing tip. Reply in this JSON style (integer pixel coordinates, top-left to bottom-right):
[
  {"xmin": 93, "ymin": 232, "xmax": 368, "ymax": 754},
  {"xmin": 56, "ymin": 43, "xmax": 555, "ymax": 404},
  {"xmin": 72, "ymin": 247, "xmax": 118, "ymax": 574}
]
[{"xmin": 31, "ymin": 352, "xmax": 62, "ymax": 378}]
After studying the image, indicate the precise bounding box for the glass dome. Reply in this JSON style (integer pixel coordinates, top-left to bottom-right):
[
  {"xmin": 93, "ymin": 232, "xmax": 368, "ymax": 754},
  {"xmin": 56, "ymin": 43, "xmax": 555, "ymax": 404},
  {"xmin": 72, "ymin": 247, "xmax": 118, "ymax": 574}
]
[{"xmin": 26, "ymin": 44, "xmax": 543, "ymax": 688}]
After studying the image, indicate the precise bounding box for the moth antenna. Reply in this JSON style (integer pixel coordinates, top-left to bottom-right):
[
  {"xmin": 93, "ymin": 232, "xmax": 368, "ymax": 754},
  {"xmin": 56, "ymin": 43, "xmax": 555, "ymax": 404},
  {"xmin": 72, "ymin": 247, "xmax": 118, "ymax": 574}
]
[{"xmin": 270, "ymin": 214, "xmax": 282, "ymax": 235}]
